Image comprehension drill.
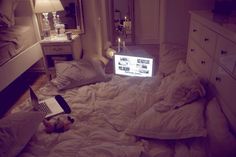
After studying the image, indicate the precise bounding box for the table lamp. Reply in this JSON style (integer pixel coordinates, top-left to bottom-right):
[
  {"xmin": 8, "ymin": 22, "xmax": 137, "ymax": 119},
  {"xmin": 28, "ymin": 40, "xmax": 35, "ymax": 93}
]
[
  {"xmin": 35, "ymin": 0, "xmax": 64, "ymax": 37},
  {"xmin": 50, "ymin": 0, "xmax": 64, "ymax": 29}
]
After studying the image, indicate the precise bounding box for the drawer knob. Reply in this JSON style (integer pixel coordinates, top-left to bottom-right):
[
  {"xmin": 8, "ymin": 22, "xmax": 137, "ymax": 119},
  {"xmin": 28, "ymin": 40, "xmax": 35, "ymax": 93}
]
[
  {"xmin": 193, "ymin": 29, "xmax": 197, "ymax": 32},
  {"xmin": 201, "ymin": 60, "xmax": 206, "ymax": 64},
  {"xmin": 221, "ymin": 50, "xmax": 228, "ymax": 55},
  {"xmin": 204, "ymin": 38, "xmax": 209, "ymax": 42},
  {"xmin": 190, "ymin": 48, "xmax": 195, "ymax": 52},
  {"xmin": 215, "ymin": 77, "xmax": 221, "ymax": 82}
]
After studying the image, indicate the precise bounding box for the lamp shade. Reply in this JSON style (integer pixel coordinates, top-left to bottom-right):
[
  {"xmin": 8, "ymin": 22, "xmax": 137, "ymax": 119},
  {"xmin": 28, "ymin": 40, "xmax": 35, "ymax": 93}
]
[{"xmin": 35, "ymin": 0, "xmax": 64, "ymax": 13}]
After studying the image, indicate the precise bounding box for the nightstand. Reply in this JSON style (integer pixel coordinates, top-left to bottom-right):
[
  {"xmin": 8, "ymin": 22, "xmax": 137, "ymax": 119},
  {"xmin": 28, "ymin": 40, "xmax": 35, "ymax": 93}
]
[{"xmin": 40, "ymin": 34, "xmax": 82, "ymax": 79}]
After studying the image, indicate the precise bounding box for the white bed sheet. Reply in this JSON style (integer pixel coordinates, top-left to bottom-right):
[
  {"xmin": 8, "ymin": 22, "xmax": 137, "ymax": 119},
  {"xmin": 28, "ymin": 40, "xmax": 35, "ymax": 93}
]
[
  {"xmin": 12, "ymin": 75, "xmax": 207, "ymax": 157},
  {"xmin": 0, "ymin": 24, "xmax": 35, "ymax": 66}
]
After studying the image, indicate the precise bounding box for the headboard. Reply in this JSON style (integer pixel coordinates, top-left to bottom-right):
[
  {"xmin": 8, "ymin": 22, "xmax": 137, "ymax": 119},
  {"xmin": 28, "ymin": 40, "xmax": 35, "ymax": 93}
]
[{"xmin": 187, "ymin": 11, "xmax": 236, "ymax": 133}]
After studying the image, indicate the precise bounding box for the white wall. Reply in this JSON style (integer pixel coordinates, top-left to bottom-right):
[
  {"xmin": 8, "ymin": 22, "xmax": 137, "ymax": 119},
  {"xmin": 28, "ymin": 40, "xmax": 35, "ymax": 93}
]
[
  {"xmin": 81, "ymin": 0, "xmax": 101, "ymax": 55},
  {"xmin": 135, "ymin": 0, "xmax": 160, "ymax": 44},
  {"xmin": 114, "ymin": 0, "xmax": 129, "ymax": 19},
  {"xmin": 159, "ymin": 0, "xmax": 214, "ymax": 47},
  {"xmin": 81, "ymin": 0, "xmax": 214, "ymax": 59},
  {"xmin": 100, "ymin": 0, "xmax": 109, "ymax": 52},
  {"xmin": 105, "ymin": 0, "xmax": 160, "ymax": 45},
  {"xmin": 15, "ymin": 0, "xmax": 39, "ymax": 41},
  {"xmin": 81, "ymin": 0, "xmax": 108, "ymax": 63},
  {"xmin": 81, "ymin": 0, "xmax": 100, "ymax": 57}
]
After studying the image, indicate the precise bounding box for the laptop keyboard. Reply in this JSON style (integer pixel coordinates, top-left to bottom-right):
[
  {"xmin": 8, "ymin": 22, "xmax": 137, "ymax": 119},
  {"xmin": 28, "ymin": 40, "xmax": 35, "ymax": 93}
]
[{"xmin": 39, "ymin": 102, "xmax": 52, "ymax": 114}]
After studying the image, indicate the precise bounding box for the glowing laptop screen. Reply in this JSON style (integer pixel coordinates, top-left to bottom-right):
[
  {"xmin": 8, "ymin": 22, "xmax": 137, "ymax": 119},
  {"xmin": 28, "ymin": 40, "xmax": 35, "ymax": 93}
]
[{"xmin": 114, "ymin": 54, "xmax": 153, "ymax": 77}]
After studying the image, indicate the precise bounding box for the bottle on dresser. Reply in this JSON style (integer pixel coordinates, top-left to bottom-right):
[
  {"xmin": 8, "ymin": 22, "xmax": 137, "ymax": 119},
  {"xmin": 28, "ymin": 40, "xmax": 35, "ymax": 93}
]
[
  {"xmin": 42, "ymin": 18, "xmax": 51, "ymax": 38},
  {"xmin": 55, "ymin": 15, "xmax": 65, "ymax": 36}
]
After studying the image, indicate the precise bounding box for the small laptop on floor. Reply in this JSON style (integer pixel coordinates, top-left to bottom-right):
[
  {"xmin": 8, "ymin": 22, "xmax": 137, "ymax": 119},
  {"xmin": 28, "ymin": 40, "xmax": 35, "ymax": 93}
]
[{"xmin": 29, "ymin": 87, "xmax": 71, "ymax": 118}]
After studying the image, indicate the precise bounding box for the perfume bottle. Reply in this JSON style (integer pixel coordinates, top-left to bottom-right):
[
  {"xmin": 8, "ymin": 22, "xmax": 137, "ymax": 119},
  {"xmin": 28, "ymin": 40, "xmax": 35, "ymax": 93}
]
[
  {"xmin": 54, "ymin": 15, "xmax": 61, "ymax": 35},
  {"xmin": 59, "ymin": 24, "xmax": 65, "ymax": 35}
]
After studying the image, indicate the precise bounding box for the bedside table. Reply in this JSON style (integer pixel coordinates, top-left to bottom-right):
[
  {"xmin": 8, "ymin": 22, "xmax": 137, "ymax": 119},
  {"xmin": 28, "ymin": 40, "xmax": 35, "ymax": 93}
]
[{"xmin": 40, "ymin": 34, "xmax": 82, "ymax": 79}]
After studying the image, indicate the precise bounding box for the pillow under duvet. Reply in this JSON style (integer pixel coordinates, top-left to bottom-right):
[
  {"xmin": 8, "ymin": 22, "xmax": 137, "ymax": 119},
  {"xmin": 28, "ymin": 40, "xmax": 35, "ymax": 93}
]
[{"xmin": 126, "ymin": 98, "xmax": 207, "ymax": 140}]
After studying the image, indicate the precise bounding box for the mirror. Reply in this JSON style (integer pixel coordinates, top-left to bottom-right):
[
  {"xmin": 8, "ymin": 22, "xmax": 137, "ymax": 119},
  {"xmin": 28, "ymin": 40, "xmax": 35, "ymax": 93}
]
[
  {"xmin": 36, "ymin": 0, "xmax": 84, "ymax": 36},
  {"xmin": 54, "ymin": 0, "xmax": 84, "ymax": 32},
  {"xmin": 111, "ymin": 0, "xmax": 134, "ymax": 45}
]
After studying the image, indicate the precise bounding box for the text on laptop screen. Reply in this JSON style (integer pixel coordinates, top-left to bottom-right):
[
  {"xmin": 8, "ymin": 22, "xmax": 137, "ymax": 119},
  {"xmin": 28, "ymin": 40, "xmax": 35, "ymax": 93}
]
[{"xmin": 114, "ymin": 54, "xmax": 153, "ymax": 77}]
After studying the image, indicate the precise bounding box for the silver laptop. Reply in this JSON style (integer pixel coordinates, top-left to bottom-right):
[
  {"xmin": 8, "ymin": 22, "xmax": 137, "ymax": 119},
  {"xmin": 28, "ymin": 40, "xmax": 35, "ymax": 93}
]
[{"xmin": 30, "ymin": 87, "xmax": 64, "ymax": 118}]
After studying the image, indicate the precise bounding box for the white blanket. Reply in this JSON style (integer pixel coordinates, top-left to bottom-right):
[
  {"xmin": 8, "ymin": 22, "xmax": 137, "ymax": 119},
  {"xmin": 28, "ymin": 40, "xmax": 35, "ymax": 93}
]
[{"xmin": 12, "ymin": 75, "xmax": 207, "ymax": 157}]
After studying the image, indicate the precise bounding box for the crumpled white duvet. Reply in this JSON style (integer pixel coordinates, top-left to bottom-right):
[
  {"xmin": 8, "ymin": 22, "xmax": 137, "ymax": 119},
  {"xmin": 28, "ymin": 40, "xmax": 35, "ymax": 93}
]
[{"xmin": 13, "ymin": 75, "xmax": 208, "ymax": 157}]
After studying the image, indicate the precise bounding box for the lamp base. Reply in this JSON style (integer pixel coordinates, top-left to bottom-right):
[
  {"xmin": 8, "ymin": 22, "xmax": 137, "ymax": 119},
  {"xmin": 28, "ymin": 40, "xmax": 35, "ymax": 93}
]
[{"xmin": 42, "ymin": 13, "xmax": 51, "ymax": 38}]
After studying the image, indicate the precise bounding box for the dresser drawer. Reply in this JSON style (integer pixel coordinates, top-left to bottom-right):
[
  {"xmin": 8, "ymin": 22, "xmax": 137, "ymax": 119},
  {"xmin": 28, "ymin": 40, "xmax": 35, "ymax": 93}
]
[
  {"xmin": 210, "ymin": 64, "xmax": 236, "ymax": 131},
  {"xmin": 187, "ymin": 40, "xmax": 199, "ymax": 62},
  {"xmin": 43, "ymin": 45, "xmax": 72, "ymax": 55},
  {"xmin": 200, "ymin": 26, "xmax": 217, "ymax": 57},
  {"xmin": 187, "ymin": 40, "xmax": 213, "ymax": 80},
  {"xmin": 189, "ymin": 19, "xmax": 217, "ymax": 57},
  {"xmin": 189, "ymin": 19, "xmax": 202, "ymax": 43},
  {"xmin": 215, "ymin": 36, "xmax": 236, "ymax": 77}
]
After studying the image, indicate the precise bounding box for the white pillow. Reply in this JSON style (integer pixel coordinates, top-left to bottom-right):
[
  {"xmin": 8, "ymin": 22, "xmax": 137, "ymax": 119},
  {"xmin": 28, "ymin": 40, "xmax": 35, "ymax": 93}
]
[
  {"xmin": 0, "ymin": 111, "xmax": 44, "ymax": 157},
  {"xmin": 154, "ymin": 61, "xmax": 206, "ymax": 112},
  {"xmin": 175, "ymin": 60, "xmax": 194, "ymax": 78},
  {"xmin": 51, "ymin": 59, "xmax": 111, "ymax": 90},
  {"xmin": 126, "ymin": 99, "xmax": 207, "ymax": 139},
  {"xmin": 158, "ymin": 43, "xmax": 186, "ymax": 78},
  {"xmin": 161, "ymin": 75, "xmax": 205, "ymax": 111},
  {"xmin": 206, "ymin": 98, "xmax": 236, "ymax": 157}
]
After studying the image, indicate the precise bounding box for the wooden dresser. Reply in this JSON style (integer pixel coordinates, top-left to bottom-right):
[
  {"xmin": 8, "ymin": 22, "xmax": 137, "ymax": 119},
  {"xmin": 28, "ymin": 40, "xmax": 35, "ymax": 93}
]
[{"xmin": 187, "ymin": 11, "xmax": 236, "ymax": 131}]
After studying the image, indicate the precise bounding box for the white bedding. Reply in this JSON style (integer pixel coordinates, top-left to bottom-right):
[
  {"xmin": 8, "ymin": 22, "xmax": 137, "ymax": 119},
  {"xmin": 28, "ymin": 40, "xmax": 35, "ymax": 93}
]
[
  {"xmin": 12, "ymin": 75, "xmax": 208, "ymax": 157},
  {"xmin": 0, "ymin": 25, "xmax": 35, "ymax": 65}
]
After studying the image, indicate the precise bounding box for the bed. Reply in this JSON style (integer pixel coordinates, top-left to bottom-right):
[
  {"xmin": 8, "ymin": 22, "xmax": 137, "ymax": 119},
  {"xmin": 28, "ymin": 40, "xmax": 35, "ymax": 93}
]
[
  {"xmin": 0, "ymin": 0, "xmax": 43, "ymax": 91},
  {"xmin": 1, "ymin": 2, "xmax": 236, "ymax": 157},
  {"xmin": 0, "ymin": 42, "xmax": 235, "ymax": 157},
  {"xmin": 7, "ymin": 66, "xmax": 209, "ymax": 157}
]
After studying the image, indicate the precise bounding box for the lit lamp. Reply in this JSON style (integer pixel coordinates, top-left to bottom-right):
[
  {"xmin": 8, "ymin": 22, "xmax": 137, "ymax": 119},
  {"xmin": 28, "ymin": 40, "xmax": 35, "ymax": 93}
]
[
  {"xmin": 50, "ymin": 0, "xmax": 64, "ymax": 29},
  {"xmin": 35, "ymin": 0, "xmax": 64, "ymax": 38}
]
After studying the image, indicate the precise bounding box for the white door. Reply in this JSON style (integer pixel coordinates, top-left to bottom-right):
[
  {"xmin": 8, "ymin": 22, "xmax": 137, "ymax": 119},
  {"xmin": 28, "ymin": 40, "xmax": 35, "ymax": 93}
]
[{"xmin": 135, "ymin": 0, "xmax": 160, "ymax": 44}]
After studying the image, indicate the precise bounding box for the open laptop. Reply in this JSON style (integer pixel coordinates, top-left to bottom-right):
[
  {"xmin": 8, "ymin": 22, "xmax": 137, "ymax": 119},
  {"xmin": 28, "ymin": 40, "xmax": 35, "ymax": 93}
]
[
  {"xmin": 29, "ymin": 87, "xmax": 71, "ymax": 118},
  {"xmin": 114, "ymin": 53, "xmax": 154, "ymax": 77}
]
